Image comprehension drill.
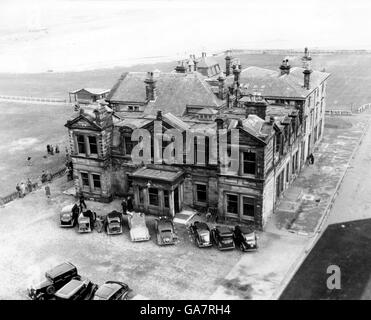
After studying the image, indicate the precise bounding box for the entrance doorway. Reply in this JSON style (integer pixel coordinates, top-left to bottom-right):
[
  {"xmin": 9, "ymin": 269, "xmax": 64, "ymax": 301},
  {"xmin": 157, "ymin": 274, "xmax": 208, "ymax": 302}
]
[{"xmin": 174, "ymin": 187, "xmax": 180, "ymax": 213}]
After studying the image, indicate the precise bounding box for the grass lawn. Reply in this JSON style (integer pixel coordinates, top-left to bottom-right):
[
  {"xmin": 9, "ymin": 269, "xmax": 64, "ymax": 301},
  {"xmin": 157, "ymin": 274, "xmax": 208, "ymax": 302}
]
[{"xmin": 0, "ymin": 101, "xmax": 69, "ymax": 196}]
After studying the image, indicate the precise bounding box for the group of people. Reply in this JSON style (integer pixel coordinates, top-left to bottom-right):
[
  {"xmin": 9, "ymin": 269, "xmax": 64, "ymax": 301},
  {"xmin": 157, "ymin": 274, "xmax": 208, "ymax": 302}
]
[
  {"xmin": 121, "ymin": 196, "xmax": 133, "ymax": 215},
  {"xmin": 15, "ymin": 179, "xmax": 34, "ymax": 198},
  {"xmin": 46, "ymin": 144, "xmax": 60, "ymax": 156}
]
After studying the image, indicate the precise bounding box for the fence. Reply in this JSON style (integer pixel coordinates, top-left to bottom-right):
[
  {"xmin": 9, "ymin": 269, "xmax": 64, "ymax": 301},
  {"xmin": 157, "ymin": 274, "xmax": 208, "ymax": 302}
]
[
  {"xmin": 326, "ymin": 102, "xmax": 371, "ymax": 116},
  {"xmin": 0, "ymin": 167, "xmax": 67, "ymax": 206},
  {"xmin": 0, "ymin": 94, "xmax": 67, "ymax": 104}
]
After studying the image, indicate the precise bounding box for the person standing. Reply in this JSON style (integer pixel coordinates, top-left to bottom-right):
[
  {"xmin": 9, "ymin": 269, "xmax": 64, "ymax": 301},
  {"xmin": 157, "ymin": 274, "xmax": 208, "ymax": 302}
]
[
  {"xmin": 20, "ymin": 182, "xmax": 26, "ymax": 197},
  {"xmin": 50, "ymin": 145, "xmax": 54, "ymax": 155},
  {"xmin": 16, "ymin": 183, "xmax": 21, "ymax": 198},
  {"xmin": 47, "ymin": 145, "xmax": 50, "ymax": 154},
  {"xmin": 79, "ymin": 192, "xmax": 87, "ymax": 210},
  {"xmin": 27, "ymin": 178, "xmax": 33, "ymax": 193},
  {"xmin": 121, "ymin": 198, "xmax": 127, "ymax": 215},
  {"xmin": 45, "ymin": 185, "xmax": 51, "ymax": 199},
  {"xmin": 55, "ymin": 145, "xmax": 60, "ymax": 154}
]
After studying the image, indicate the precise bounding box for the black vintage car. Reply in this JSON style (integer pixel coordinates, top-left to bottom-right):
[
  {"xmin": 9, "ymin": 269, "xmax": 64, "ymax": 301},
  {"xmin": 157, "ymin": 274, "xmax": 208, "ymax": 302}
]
[
  {"xmin": 27, "ymin": 262, "xmax": 80, "ymax": 300},
  {"xmin": 54, "ymin": 277, "xmax": 98, "ymax": 300},
  {"xmin": 93, "ymin": 281, "xmax": 131, "ymax": 300},
  {"xmin": 211, "ymin": 226, "xmax": 235, "ymax": 251},
  {"xmin": 189, "ymin": 221, "xmax": 212, "ymax": 248},
  {"xmin": 233, "ymin": 225, "xmax": 258, "ymax": 252}
]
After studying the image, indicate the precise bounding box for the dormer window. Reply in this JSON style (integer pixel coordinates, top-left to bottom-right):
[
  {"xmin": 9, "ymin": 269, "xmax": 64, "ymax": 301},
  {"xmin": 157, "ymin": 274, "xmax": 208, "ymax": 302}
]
[
  {"xmin": 134, "ymin": 106, "xmax": 139, "ymax": 112},
  {"xmin": 128, "ymin": 106, "xmax": 134, "ymax": 111}
]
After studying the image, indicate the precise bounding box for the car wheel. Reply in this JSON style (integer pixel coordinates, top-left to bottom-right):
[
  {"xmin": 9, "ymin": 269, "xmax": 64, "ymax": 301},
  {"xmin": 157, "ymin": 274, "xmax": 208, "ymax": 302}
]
[{"xmin": 46, "ymin": 285, "xmax": 55, "ymax": 295}]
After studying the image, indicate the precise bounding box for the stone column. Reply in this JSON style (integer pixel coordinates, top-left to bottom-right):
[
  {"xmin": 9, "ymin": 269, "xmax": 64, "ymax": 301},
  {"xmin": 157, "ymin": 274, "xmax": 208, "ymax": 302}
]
[{"xmin": 169, "ymin": 191, "xmax": 175, "ymax": 217}]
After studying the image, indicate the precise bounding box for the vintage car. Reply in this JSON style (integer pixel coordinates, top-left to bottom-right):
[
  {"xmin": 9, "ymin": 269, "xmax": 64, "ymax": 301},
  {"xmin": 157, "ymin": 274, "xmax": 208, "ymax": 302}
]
[
  {"xmin": 77, "ymin": 210, "xmax": 96, "ymax": 233},
  {"xmin": 93, "ymin": 281, "xmax": 131, "ymax": 300},
  {"xmin": 60, "ymin": 204, "xmax": 80, "ymax": 227},
  {"xmin": 54, "ymin": 277, "xmax": 98, "ymax": 300},
  {"xmin": 128, "ymin": 212, "xmax": 150, "ymax": 242},
  {"xmin": 189, "ymin": 221, "xmax": 212, "ymax": 248},
  {"xmin": 155, "ymin": 217, "xmax": 177, "ymax": 246},
  {"xmin": 27, "ymin": 262, "xmax": 80, "ymax": 300},
  {"xmin": 211, "ymin": 226, "xmax": 235, "ymax": 251},
  {"xmin": 233, "ymin": 225, "xmax": 258, "ymax": 252},
  {"xmin": 106, "ymin": 211, "xmax": 123, "ymax": 235}
]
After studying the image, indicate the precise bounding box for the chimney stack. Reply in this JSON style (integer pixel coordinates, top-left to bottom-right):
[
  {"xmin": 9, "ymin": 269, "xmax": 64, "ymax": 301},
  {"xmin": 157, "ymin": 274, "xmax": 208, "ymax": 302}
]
[
  {"xmin": 233, "ymin": 65, "xmax": 240, "ymax": 85},
  {"xmin": 217, "ymin": 74, "xmax": 226, "ymax": 100},
  {"xmin": 144, "ymin": 71, "xmax": 157, "ymax": 101},
  {"xmin": 279, "ymin": 58, "xmax": 291, "ymax": 75},
  {"xmin": 225, "ymin": 50, "xmax": 232, "ymax": 76},
  {"xmin": 302, "ymin": 47, "xmax": 312, "ymax": 69},
  {"xmin": 303, "ymin": 68, "xmax": 312, "ymax": 90}
]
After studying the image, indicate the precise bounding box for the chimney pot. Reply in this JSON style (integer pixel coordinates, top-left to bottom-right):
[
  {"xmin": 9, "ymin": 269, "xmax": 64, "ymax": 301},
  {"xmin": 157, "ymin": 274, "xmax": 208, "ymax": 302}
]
[{"xmin": 156, "ymin": 110, "xmax": 162, "ymax": 120}]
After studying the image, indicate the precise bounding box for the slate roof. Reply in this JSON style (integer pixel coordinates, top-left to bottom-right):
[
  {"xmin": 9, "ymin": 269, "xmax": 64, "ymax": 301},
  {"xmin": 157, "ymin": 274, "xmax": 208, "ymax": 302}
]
[
  {"xmin": 70, "ymin": 88, "xmax": 110, "ymax": 95},
  {"xmin": 107, "ymin": 72, "xmax": 224, "ymax": 116},
  {"xmin": 228, "ymin": 66, "xmax": 330, "ymax": 99},
  {"xmin": 132, "ymin": 167, "xmax": 184, "ymax": 182}
]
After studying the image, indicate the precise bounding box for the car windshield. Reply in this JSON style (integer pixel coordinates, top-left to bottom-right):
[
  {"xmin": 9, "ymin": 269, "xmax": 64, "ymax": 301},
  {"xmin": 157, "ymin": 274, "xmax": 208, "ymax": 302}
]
[
  {"xmin": 201, "ymin": 233, "xmax": 210, "ymax": 242},
  {"xmin": 161, "ymin": 229, "xmax": 172, "ymax": 233}
]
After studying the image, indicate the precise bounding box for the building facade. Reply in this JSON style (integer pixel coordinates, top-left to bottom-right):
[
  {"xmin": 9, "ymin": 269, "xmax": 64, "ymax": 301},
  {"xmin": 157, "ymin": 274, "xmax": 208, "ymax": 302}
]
[{"xmin": 65, "ymin": 49, "xmax": 330, "ymax": 229}]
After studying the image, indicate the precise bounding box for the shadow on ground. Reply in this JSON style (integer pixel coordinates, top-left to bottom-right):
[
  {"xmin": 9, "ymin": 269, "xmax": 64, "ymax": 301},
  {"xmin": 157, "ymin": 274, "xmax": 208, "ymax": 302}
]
[{"xmin": 280, "ymin": 218, "xmax": 371, "ymax": 300}]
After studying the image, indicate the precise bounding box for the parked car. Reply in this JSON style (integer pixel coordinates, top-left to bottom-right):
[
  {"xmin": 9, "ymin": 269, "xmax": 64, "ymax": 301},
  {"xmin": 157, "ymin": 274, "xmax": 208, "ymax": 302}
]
[
  {"xmin": 128, "ymin": 211, "xmax": 150, "ymax": 242},
  {"xmin": 78, "ymin": 210, "xmax": 96, "ymax": 233},
  {"xmin": 211, "ymin": 226, "xmax": 235, "ymax": 251},
  {"xmin": 27, "ymin": 262, "xmax": 80, "ymax": 300},
  {"xmin": 155, "ymin": 217, "xmax": 177, "ymax": 246},
  {"xmin": 189, "ymin": 221, "xmax": 212, "ymax": 248},
  {"xmin": 60, "ymin": 204, "xmax": 80, "ymax": 227},
  {"xmin": 233, "ymin": 225, "xmax": 258, "ymax": 252},
  {"xmin": 106, "ymin": 211, "xmax": 123, "ymax": 235},
  {"xmin": 93, "ymin": 281, "xmax": 131, "ymax": 300},
  {"xmin": 54, "ymin": 277, "xmax": 98, "ymax": 300}
]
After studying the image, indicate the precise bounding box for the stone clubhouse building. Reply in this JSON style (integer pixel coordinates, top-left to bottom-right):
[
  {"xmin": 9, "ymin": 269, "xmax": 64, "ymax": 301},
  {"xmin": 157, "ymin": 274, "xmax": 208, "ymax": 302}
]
[{"xmin": 65, "ymin": 48, "xmax": 330, "ymax": 229}]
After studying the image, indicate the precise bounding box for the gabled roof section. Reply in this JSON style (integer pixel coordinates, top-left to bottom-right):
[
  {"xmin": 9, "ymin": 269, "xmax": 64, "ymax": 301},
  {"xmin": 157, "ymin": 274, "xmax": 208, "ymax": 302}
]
[
  {"xmin": 70, "ymin": 88, "xmax": 110, "ymax": 95},
  {"xmin": 108, "ymin": 71, "xmax": 224, "ymax": 116},
  {"xmin": 163, "ymin": 113, "xmax": 190, "ymax": 131},
  {"xmin": 65, "ymin": 113, "xmax": 102, "ymax": 131},
  {"xmin": 230, "ymin": 66, "xmax": 330, "ymax": 99}
]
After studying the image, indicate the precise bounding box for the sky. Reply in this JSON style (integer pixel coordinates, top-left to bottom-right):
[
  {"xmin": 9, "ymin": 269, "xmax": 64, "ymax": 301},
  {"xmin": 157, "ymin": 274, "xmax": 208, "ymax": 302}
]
[{"xmin": 0, "ymin": 0, "xmax": 370, "ymax": 72}]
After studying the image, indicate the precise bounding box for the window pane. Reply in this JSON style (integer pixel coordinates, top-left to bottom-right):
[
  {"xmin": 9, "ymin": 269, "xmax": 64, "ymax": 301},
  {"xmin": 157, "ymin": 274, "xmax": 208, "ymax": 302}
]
[
  {"xmin": 89, "ymin": 136, "xmax": 98, "ymax": 154},
  {"xmin": 149, "ymin": 188, "xmax": 159, "ymax": 206},
  {"xmin": 243, "ymin": 152, "xmax": 256, "ymax": 175},
  {"xmin": 77, "ymin": 135, "xmax": 85, "ymax": 154},
  {"xmin": 196, "ymin": 184, "xmax": 207, "ymax": 203},
  {"xmin": 243, "ymin": 197, "xmax": 255, "ymax": 217},
  {"xmin": 81, "ymin": 172, "xmax": 89, "ymax": 186},
  {"xmin": 92, "ymin": 174, "xmax": 101, "ymax": 189},
  {"xmin": 227, "ymin": 194, "xmax": 238, "ymax": 214}
]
